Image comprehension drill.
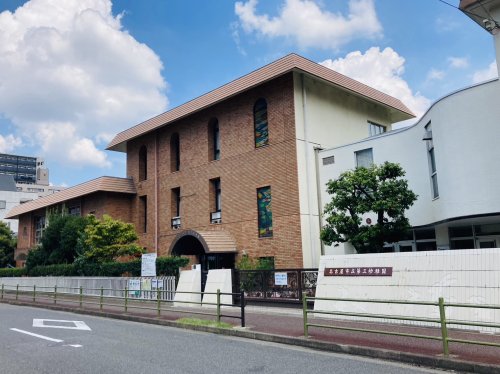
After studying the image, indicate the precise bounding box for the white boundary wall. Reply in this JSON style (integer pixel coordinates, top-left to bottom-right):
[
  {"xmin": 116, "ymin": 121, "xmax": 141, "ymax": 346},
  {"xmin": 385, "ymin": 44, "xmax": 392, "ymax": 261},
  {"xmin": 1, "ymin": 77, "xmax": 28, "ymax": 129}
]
[
  {"xmin": 315, "ymin": 249, "xmax": 500, "ymax": 332},
  {"xmin": 0, "ymin": 276, "xmax": 176, "ymax": 300},
  {"xmin": 174, "ymin": 269, "xmax": 201, "ymax": 307},
  {"xmin": 202, "ymin": 269, "xmax": 232, "ymax": 307}
]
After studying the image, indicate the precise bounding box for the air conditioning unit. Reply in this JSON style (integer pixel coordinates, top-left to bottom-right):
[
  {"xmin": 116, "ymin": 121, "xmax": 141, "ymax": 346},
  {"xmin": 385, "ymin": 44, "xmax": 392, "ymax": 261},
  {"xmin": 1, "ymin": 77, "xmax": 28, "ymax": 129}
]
[{"xmin": 211, "ymin": 218, "xmax": 221, "ymax": 224}]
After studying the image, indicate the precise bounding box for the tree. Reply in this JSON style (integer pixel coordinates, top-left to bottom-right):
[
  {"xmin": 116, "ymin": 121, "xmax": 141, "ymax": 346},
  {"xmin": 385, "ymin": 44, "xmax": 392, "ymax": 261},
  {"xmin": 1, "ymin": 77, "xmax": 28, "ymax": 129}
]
[
  {"xmin": 76, "ymin": 214, "xmax": 144, "ymax": 263},
  {"xmin": 320, "ymin": 162, "xmax": 418, "ymax": 253},
  {"xmin": 0, "ymin": 222, "xmax": 16, "ymax": 268},
  {"xmin": 26, "ymin": 214, "xmax": 90, "ymax": 268}
]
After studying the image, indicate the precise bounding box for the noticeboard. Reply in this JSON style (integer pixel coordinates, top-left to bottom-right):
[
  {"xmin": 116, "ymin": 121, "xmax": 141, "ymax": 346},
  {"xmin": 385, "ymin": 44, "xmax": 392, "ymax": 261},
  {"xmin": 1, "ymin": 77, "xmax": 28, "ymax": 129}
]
[{"xmin": 141, "ymin": 253, "xmax": 157, "ymax": 277}]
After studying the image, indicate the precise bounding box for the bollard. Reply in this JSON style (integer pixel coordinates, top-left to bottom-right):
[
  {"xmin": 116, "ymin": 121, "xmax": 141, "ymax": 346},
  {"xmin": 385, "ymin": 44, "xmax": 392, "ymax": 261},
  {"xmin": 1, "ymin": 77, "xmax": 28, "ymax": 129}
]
[
  {"xmin": 100, "ymin": 287, "xmax": 104, "ymax": 311},
  {"xmin": 157, "ymin": 287, "xmax": 161, "ymax": 317},
  {"xmin": 33, "ymin": 285, "xmax": 36, "ymax": 302},
  {"xmin": 125, "ymin": 286, "xmax": 128, "ymax": 313},
  {"xmin": 16, "ymin": 284, "xmax": 19, "ymax": 300},
  {"xmin": 1, "ymin": 284, "xmax": 4, "ymax": 299},
  {"xmin": 438, "ymin": 297, "xmax": 449, "ymax": 357},
  {"xmin": 79, "ymin": 286, "xmax": 83, "ymax": 308},
  {"xmin": 54, "ymin": 285, "xmax": 57, "ymax": 305},
  {"xmin": 302, "ymin": 292, "xmax": 308, "ymax": 338},
  {"xmin": 240, "ymin": 291, "xmax": 245, "ymax": 328},
  {"xmin": 216, "ymin": 289, "xmax": 221, "ymax": 323}
]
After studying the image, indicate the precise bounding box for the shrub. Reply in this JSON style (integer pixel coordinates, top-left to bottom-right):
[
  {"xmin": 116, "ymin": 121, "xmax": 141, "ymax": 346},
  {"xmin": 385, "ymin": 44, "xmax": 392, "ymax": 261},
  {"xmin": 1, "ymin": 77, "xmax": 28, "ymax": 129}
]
[{"xmin": 0, "ymin": 267, "xmax": 27, "ymax": 277}]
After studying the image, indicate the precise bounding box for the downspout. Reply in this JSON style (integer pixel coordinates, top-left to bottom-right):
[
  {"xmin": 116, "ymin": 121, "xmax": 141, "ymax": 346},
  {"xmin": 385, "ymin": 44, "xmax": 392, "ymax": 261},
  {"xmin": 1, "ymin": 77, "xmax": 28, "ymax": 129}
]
[
  {"xmin": 155, "ymin": 132, "xmax": 159, "ymax": 255},
  {"xmin": 314, "ymin": 147, "xmax": 325, "ymax": 256},
  {"xmin": 301, "ymin": 74, "xmax": 318, "ymax": 266}
]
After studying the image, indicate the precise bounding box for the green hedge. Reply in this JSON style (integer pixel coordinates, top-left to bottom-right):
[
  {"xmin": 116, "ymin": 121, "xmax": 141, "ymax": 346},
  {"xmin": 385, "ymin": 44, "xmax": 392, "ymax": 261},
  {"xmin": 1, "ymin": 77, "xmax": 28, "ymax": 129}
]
[
  {"xmin": 0, "ymin": 256, "xmax": 189, "ymax": 278},
  {"xmin": 0, "ymin": 267, "xmax": 27, "ymax": 277}
]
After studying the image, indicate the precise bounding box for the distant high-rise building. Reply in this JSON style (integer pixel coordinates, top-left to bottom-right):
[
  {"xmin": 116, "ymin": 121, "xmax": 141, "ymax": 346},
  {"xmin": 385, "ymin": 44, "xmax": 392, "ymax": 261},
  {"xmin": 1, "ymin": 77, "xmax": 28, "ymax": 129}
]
[{"xmin": 0, "ymin": 153, "xmax": 49, "ymax": 185}]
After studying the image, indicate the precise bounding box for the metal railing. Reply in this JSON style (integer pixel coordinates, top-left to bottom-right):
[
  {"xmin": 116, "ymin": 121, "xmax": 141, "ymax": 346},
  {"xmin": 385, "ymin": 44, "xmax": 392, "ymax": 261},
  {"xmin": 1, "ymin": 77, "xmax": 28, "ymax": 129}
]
[
  {"xmin": 235, "ymin": 268, "xmax": 317, "ymax": 302},
  {"xmin": 1, "ymin": 284, "xmax": 245, "ymax": 327},
  {"xmin": 303, "ymin": 293, "xmax": 500, "ymax": 357}
]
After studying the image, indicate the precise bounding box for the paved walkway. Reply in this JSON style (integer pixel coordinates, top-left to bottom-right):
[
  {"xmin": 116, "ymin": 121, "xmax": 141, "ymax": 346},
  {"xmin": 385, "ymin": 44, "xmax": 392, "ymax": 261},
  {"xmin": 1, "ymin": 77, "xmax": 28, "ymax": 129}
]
[{"xmin": 1, "ymin": 292, "xmax": 499, "ymax": 373}]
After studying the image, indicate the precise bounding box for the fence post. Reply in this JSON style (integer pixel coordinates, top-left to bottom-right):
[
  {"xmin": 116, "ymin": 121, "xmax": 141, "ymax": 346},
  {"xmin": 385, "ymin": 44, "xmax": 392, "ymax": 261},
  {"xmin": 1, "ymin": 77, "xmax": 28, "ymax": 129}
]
[
  {"xmin": 1, "ymin": 284, "xmax": 3, "ymax": 299},
  {"xmin": 438, "ymin": 297, "xmax": 449, "ymax": 357},
  {"xmin": 124, "ymin": 286, "xmax": 128, "ymax": 313},
  {"xmin": 216, "ymin": 289, "xmax": 221, "ymax": 323},
  {"xmin": 54, "ymin": 285, "xmax": 57, "ymax": 305},
  {"xmin": 240, "ymin": 291, "xmax": 245, "ymax": 328},
  {"xmin": 157, "ymin": 287, "xmax": 161, "ymax": 317},
  {"xmin": 33, "ymin": 285, "xmax": 36, "ymax": 302},
  {"xmin": 79, "ymin": 286, "xmax": 83, "ymax": 308},
  {"xmin": 302, "ymin": 292, "xmax": 308, "ymax": 338},
  {"xmin": 100, "ymin": 286, "xmax": 103, "ymax": 311},
  {"xmin": 16, "ymin": 284, "xmax": 19, "ymax": 300}
]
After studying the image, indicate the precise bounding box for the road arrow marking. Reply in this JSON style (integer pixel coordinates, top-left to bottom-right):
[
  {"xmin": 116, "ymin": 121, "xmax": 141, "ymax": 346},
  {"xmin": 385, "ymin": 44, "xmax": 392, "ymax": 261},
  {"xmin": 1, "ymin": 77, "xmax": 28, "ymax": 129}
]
[
  {"xmin": 10, "ymin": 328, "xmax": 63, "ymax": 343},
  {"xmin": 33, "ymin": 319, "xmax": 91, "ymax": 331},
  {"xmin": 10, "ymin": 328, "xmax": 83, "ymax": 348}
]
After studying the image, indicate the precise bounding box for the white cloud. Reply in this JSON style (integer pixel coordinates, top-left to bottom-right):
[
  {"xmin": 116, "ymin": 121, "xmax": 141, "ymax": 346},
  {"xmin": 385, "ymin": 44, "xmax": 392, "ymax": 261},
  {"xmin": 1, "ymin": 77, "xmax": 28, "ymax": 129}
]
[
  {"xmin": 234, "ymin": 0, "xmax": 382, "ymax": 50},
  {"xmin": 0, "ymin": 134, "xmax": 23, "ymax": 153},
  {"xmin": 426, "ymin": 68, "xmax": 445, "ymax": 81},
  {"xmin": 448, "ymin": 57, "xmax": 469, "ymax": 69},
  {"xmin": 0, "ymin": 0, "xmax": 167, "ymax": 169},
  {"xmin": 320, "ymin": 47, "xmax": 431, "ymax": 120},
  {"xmin": 472, "ymin": 61, "xmax": 498, "ymax": 83}
]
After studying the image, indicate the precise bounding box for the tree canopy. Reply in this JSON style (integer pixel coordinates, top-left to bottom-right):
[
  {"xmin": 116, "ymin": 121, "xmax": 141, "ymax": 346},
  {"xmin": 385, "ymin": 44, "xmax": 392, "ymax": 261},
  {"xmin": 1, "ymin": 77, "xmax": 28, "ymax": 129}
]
[
  {"xmin": 76, "ymin": 214, "xmax": 144, "ymax": 263},
  {"xmin": 0, "ymin": 221, "xmax": 16, "ymax": 268},
  {"xmin": 320, "ymin": 162, "xmax": 418, "ymax": 253}
]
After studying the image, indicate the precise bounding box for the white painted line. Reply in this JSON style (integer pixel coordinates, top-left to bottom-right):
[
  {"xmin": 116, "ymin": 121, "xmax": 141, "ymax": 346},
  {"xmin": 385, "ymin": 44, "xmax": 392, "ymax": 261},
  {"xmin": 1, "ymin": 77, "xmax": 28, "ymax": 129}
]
[
  {"xmin": 10, "ymin": 328, "xmax": 63, "ymax": 343},
  {"xmin": 66, "ymin": 344, "xmax": 83, "ymax": 348},
  {"xmin": 33, "ymin": 319, "xmax": 91, "ymax": 331}
]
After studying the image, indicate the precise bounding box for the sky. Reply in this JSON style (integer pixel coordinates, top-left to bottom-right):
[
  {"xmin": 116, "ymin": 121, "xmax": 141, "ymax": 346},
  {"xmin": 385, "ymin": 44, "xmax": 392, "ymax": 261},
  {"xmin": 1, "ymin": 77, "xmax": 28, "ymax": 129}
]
[{"xmin": 0, "ymin": 0, "xmax": 497, "ymax": 188}]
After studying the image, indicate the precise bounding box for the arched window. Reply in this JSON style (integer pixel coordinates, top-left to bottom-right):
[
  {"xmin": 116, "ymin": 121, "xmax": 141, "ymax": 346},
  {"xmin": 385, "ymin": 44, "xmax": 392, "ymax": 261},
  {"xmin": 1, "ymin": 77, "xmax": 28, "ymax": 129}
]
[
  {"xmin": 254, "ymin": 98, "xmax": 268, "ymax": 148},
  {"xmin": 208, "ymin": 118, "xmax": 220, "ymax": 161},
  {"xmin": 170, "ymin": 133, "xmax": 180, "ymax": 172},
  {"xmin": 138, "ymin": 146, "xmax": 147, "ymax": 181}
]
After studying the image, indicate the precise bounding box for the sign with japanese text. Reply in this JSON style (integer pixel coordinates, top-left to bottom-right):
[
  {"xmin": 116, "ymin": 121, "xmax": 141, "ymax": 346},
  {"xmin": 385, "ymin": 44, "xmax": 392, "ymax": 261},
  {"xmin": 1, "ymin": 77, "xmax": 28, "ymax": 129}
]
[
  {"xmin": 274, "ymin": 272, "xmax": 288, "ymax": 286},
  {"xmin": 324, "ymin": 267, "xmax": 393, "ymax": 277},
  {"xmin": 141, "ymin": 253, "xmax": 157, "ymax": 277}
]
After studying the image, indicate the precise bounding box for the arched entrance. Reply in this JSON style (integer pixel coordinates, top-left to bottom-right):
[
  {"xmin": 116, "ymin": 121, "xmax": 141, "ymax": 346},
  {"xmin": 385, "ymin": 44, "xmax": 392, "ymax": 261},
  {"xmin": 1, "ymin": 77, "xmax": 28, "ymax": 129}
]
[{"xmin": 169, "ymin": 230, "xmax": 237, "ymax": 272}]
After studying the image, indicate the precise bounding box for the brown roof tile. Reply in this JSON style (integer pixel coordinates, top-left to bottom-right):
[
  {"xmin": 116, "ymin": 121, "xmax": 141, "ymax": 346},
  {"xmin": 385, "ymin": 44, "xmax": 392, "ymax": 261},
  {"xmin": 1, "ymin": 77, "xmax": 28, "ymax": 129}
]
[
  {"xmin": 4, "ymin": 176, "xmax": 136, "ymax": 219},
  {"xmin": 107, "ymin": 53, "xmax": 415, "ymax": 152}
]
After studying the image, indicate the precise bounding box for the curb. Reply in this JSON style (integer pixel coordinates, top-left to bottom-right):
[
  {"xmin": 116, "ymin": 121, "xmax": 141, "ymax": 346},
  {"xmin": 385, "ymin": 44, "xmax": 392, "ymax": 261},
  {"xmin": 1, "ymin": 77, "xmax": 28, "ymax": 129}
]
[{"xmin": 3, "ymin": 300, "xmax": 500, "ymax": 374}]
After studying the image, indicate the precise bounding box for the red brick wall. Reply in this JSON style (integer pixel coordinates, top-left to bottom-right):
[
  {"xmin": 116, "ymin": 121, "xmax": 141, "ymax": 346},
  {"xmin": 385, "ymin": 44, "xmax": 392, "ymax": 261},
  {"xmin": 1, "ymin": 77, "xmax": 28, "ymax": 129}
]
[{"xmin": 127, "ymin": 73, "xmax": 303, "ymax": 268}]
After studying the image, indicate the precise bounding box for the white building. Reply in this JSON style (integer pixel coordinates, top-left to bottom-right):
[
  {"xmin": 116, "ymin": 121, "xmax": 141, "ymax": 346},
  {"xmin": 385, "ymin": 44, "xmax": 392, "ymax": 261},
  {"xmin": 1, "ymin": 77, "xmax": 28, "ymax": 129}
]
[
  {"xmin": 0, "ymin": 175, "xmax": 39, "ymax": 234},
  {"xmin": 318, "ymin": 0, "xmax": 500, "ymax": 255}
]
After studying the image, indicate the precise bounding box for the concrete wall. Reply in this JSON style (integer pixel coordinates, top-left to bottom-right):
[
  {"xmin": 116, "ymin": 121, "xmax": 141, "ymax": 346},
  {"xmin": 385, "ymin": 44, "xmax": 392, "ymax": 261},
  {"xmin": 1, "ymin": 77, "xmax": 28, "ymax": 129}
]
[
  {"xmin": 293, "ymin": 72, "xmax": 396, "ymax": 267},
  {"xmin": 315, "ymin": 249, "xmax": 500, "ymax": 332},
  {"xmin": 319, "ymin": 78, "xmax": 500, "ymax": 254}
]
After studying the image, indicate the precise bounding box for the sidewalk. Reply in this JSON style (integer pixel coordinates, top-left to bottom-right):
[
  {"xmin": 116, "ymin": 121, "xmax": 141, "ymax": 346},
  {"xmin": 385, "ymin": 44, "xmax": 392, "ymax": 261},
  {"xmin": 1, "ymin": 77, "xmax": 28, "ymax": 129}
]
[{"xmin": 2, "ymin": 294, "xmax": 499, "ymax": 373}]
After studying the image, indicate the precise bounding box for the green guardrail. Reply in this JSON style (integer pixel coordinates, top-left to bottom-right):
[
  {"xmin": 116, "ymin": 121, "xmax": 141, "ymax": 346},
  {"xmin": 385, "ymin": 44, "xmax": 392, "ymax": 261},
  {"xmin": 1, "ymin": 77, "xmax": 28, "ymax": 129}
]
[
  {"xmin": 0, "ymin": 284, "xmax": 245, "ymax": 327},
  {"xmin": 303, "ymin": 293, "xmax": 500, "ymax": 357}
]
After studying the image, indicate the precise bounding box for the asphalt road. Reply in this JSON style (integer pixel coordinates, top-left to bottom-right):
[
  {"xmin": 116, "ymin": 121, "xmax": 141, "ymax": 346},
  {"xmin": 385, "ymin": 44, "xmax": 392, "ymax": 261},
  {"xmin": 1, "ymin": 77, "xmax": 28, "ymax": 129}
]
[{"xmin": 0, "ymin": 304, "xmax": 449, "ymax": 374}]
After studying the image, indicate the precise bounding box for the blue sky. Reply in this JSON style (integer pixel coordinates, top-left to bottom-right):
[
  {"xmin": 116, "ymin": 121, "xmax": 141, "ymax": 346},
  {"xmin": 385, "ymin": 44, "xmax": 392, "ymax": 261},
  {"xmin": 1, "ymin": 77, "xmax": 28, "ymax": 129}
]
[{"xmin": 0, "ymin": 0, "xmax": 497, "ymax": 187}]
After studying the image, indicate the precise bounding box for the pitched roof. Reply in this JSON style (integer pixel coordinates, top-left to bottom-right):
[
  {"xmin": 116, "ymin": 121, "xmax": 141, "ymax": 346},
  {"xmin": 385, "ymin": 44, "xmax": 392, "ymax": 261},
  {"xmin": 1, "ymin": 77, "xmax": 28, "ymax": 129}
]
[
  {"xmin": 4, "ymin": 176, "xmax": 136, "ymax": 219},
  {"xmin": 107, "ymin": 53, "xmax": 415, "ymax": 152}
]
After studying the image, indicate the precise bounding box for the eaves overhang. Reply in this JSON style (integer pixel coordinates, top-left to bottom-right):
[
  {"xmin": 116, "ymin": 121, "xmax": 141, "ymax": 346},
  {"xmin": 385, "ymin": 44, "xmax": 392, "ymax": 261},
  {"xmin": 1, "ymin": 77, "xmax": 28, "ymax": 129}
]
[
  {"xmin": 106, "ymin": 53, "xmax": 415, "ymax": 153},
  {"xmin": 4, "ymin": 176, "xmax": 136, "ymax": 219}
]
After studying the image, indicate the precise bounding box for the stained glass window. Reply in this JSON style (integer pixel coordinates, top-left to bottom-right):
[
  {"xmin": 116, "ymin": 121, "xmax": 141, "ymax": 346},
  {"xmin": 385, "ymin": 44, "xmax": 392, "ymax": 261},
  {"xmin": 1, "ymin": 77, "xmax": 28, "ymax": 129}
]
[
  {"xmin": 254, "ymin": 98, "xmax": 268, "ymax": 148},
  {"xmin": 257, "ymin": 186, "xmax": 273, "ymax": 237}
]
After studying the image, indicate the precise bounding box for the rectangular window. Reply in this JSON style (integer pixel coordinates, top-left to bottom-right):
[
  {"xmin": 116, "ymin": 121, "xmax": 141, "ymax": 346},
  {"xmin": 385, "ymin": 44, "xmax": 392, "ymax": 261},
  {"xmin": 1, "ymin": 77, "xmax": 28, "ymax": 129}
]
[
  {"xmin": 171, "ymin": 187, "xmax": 181, "ymax": 229},
  {"xmin": 368, "ymin": 121, "xmax": 386, "ymax": 137},
  {"xmin": 355, "ymin": 148, "xmax": 373, "ymax": 168},
  {"xmin": 322, "ymin": 156, "xmax": 335, "ymax": 165},
  {"xmin": 425, "ymin": 122, "xmax": 439, "ymax": 198},
  {"xmin": 257, "ymin": 186, "xmax": 273, "ymax": 238},
  {"xmin": 68, "ymin": 206, "xmax": 81, "ymax": 216},
  {"xmin": 140, "ymin": 196, "xmax": 147, "ymax": 233},
  {"xmin": 0, "ymin": 200, "xmax": 6, "ymax": 209},
  {"xmin": 213, "ymin": 122, "xmax": 220, "ymax": 160},
  {"xmin": 34, "ymin": 215, "xmax": 46, "ymax": 244},
  {"xmin": 210, "ymin": 178, "xmax": 221, "ymax": 224}
]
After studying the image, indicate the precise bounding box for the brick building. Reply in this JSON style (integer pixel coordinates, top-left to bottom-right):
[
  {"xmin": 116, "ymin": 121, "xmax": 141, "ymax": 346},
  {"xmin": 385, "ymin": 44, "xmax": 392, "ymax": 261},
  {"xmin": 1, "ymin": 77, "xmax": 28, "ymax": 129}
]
[{"xmin": 6, "ymin": 54, "xmax": 413, "ymax": 269}]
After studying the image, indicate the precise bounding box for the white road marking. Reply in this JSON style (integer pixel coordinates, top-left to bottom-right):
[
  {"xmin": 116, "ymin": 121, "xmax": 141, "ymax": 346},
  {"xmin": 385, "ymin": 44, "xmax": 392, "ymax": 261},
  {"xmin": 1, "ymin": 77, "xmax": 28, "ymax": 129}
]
[
  {"xmin": 33, "ymin": 319, "xmax": 91, "ymax": 331},
  {"xmin": 10, "ymin": 328, "xmax": 83, "ymax": 348},
  {"xmin": 10, "ymin": 328, "xmax": 63, "ymax": 343}
]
